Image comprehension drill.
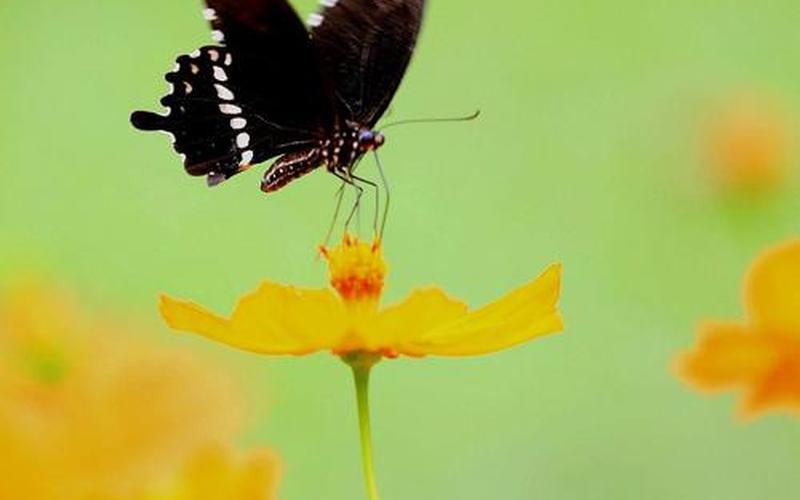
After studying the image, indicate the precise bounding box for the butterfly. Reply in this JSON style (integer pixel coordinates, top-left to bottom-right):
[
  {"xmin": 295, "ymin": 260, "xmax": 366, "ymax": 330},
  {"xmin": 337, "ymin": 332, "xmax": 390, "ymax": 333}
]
[{"xmin": 130, "ymin": 0, "xmax": 425, "ymax": 195}]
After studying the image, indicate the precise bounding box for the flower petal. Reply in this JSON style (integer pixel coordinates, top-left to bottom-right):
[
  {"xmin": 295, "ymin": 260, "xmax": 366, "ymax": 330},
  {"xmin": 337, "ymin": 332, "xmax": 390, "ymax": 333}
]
[
  {"xmin": 676, "ymin": 322, "xmax": 800, "ymax": 418},
  {"xmin": 745, "ymin": 239, "xmax": 800, "ymax": 335},
  {"xmin": 397, "ymin": 264, "xmax": 563, "ymax": 356},
  {"xmin": 741, "ymin": 336, "xmax": 800, "ymax": 417},
  {"xmin": 370, "ymin": 289, "xmax": 469, "ymax": 355},
  {"xmin": 160, "ymin": 282, "xmax": 348, "ymax": 355},
  {"xmin": 676, "ymin": 322, "xmax": 777, "ymax": 390},
  {"xmin": 169, "ymin": 445, "xmax": 281, "ymax": 500}
]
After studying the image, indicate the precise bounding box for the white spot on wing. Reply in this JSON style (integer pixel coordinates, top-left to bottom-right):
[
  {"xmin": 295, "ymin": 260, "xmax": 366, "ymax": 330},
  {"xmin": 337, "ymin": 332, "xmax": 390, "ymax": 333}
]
[
  {"xmin": 219, "ymin": 104, "xmax": 242, "ymax": 115},
  {"xmin": 190, "ymin": 49, "xmax": 201, "ymax": 58},
  {"xmin": 213, "ymin": 66, "xmax": 228, "ymax": 82},
  {"xmin": 321, "ymin": 0, "xmax": 337, "ymax": 7},
  {"xmin": 224, "ymin": 53, "xmax": 233, "ymax": 66},
  {"xmin": 308, "ymin": 13, "xmax": 324, "ymax": 27},
  {"xmin": 208, "ymin": 49, "xmax": 219, "ymax": 62},
  {"xmin": 215, "ymin": 84, "xmax": 234, "ymax": 101},
  {"xmin": 236, "ymin": 132, "xmax": 250, "ymax": 149},
  {"xmin": 211, "ymin": 30, "xmax": 225, "ymax": 43},
  {"xmin": 240, "ymin": 150, "xmax": 254, "ymax": 166},
  {"xmin": 191, "ymin": 64, "xmax": 199, "ymax": 74},
  {"xmin": 159, "ymin": 130, "xmax": 177, "ymax": 145},
  {"xmin": 184, "ymin": 82, "xmax": 193, "ymax": 94},
  {"xmin": 203, "ymin": 8, "xmax": 217, "ymax": 21},
  {"xmin": 230, "ymin": 117, "xmax": 247, "ymax": 130}
]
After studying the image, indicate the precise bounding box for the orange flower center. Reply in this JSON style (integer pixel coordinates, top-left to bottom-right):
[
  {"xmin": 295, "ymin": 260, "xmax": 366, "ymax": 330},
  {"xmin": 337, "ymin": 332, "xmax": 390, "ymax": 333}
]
[{"xmin": 320, "ymin": 235, "xmax": 386, "ymax": 303}]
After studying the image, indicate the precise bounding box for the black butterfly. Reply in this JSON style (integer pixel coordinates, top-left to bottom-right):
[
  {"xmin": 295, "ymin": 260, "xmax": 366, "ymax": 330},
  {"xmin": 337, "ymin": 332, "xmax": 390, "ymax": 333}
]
[{"xmin": 131, "ymin": 0, "xmax": 425, "ymax": 194}]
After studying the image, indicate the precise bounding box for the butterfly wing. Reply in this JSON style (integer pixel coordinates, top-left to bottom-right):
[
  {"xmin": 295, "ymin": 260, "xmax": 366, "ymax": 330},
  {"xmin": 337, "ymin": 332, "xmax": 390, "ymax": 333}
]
[
  {"xmin": 309, "ymin": 0, "xmax": 426, "ymax": 128},
  {"xmin": 131, "ymin": 0, "xmax": 333, "ymax": 186}
]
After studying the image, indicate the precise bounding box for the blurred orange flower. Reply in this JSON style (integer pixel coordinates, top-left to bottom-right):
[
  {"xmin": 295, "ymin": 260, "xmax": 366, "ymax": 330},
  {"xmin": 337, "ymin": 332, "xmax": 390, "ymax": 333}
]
[
  {"xmin": 676, "ymin": 240, "xmax": 800, "ymax": 418},
  {"xmin": 146, "ymin": 445, "xmax": 281, "ymax": 500},
  {"xmin": 705, "ymin": 94, "xmax": 791, "ymax": 191},
  {"xmin": 0, "ymin": 283, "xmax": 279, "ymax": 499},
  {"xmin": 160, "ymin": 235, "xmax": 563, "ymax": 359}
]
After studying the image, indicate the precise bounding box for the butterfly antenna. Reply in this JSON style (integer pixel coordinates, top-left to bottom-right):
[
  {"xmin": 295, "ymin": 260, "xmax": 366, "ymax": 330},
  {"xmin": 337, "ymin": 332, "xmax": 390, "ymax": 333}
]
[{"xmin": 378, "ymin": 110, "xmax": 481, "ymax": 131}]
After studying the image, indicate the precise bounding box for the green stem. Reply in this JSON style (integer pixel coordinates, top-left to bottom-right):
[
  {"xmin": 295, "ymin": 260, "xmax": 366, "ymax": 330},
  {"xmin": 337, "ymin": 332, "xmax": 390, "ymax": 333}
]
[{"xmin": 351, "ymin": 359, "xmax": 381, "ymax": 500}]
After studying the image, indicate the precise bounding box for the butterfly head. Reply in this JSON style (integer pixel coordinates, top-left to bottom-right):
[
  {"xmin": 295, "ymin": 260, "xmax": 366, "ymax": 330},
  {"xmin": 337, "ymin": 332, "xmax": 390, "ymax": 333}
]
[{"xmin": 358, "ymin": 129, "xmax": 385, "ymax": 152}]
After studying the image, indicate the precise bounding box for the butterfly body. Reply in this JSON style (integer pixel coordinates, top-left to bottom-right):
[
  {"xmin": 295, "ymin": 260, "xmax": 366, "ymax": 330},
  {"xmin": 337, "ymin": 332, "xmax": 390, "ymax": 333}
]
[
  {"xmin": 131, "ymin": 0, "xmax": 423, "ymax": 194},
  {"xmin": 260, "ymin": 125, "xmax": 384, "ymax": 192}
]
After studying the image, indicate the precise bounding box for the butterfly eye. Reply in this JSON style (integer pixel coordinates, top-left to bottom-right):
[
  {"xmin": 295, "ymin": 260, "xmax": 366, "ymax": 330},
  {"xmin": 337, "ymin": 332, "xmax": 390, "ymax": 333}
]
[{"xmin": 358, "ymin": 130, "xmax": 375, "ymax": 143}]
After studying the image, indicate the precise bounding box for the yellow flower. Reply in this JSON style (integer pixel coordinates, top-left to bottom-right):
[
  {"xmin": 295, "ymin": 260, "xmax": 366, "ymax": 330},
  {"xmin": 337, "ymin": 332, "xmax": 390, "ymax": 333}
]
[
  {"xmin": 160, "ymin": 235, "xmax": 563, "ymax": 500},
  {"xmin": 676, "ymin": 240, "xmax": 800, "ymax": 418},
  {"xmin": 160, "ymin": 235, "xmax": 564, "ymax": 359},
  {"xmin": 0, "ymin": 282, "xmax": 279, "ymax": 499}
]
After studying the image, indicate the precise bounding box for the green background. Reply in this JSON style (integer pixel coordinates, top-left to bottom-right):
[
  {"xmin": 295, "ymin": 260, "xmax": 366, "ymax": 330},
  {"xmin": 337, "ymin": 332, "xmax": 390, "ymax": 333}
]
[{"xmin": 2, "ymin": 0, "xmax": 800, "ymax": 498}]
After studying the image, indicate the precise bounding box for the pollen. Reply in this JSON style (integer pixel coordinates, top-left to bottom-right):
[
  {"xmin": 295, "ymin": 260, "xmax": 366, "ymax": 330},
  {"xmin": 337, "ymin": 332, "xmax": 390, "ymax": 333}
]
[{"xmin": 321, "ymin": 234, "xmax": 386, "ymax": 302}]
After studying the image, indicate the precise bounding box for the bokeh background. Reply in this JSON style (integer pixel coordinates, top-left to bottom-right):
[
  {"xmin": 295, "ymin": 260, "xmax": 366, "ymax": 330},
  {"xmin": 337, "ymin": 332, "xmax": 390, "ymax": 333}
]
[{"xmin": 2, "ymin": 0, "xmax": 800, "ymax": 498}]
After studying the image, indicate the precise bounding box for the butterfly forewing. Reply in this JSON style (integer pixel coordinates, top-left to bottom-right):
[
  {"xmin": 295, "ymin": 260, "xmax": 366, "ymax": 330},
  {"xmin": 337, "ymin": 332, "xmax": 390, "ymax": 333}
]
[
  {"xmin": 205, "ymin": 0, "xmax": 335, "ymax": 132},
  {"xmin": 309, "ymin": 0, "xmax": 426, "ymax": 127}
]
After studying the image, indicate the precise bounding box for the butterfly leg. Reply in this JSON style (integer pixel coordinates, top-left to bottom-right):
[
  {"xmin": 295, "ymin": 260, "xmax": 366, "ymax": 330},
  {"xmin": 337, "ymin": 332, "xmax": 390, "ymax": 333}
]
[
  {"xmin": 323, "ymin": 182, "xmax": 347, "ymax": 246},
  {"xmin": 331, "ymin": 172, "xmax": 364, "ymax": 236},
  {"xmin": 351, "ymin": 174, "xmax": 380, "ymax": 240},
  {"xmin": 344, "ymin": 180, "xmax": 365, "ymax": 235},
  {"xmin": 373, "ymin": 151, "xmax": 391, "ymax": 241}
]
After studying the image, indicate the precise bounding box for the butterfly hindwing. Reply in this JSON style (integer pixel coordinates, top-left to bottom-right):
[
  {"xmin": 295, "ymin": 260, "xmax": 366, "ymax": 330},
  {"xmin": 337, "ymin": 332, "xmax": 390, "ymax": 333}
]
[
  {"xmin": 132, "ymin": 0, "xmax": 335, "ymax": 186},
  {"xmin": 309, "ymin": 0, "xmax": 426, "ymax": 127}
]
